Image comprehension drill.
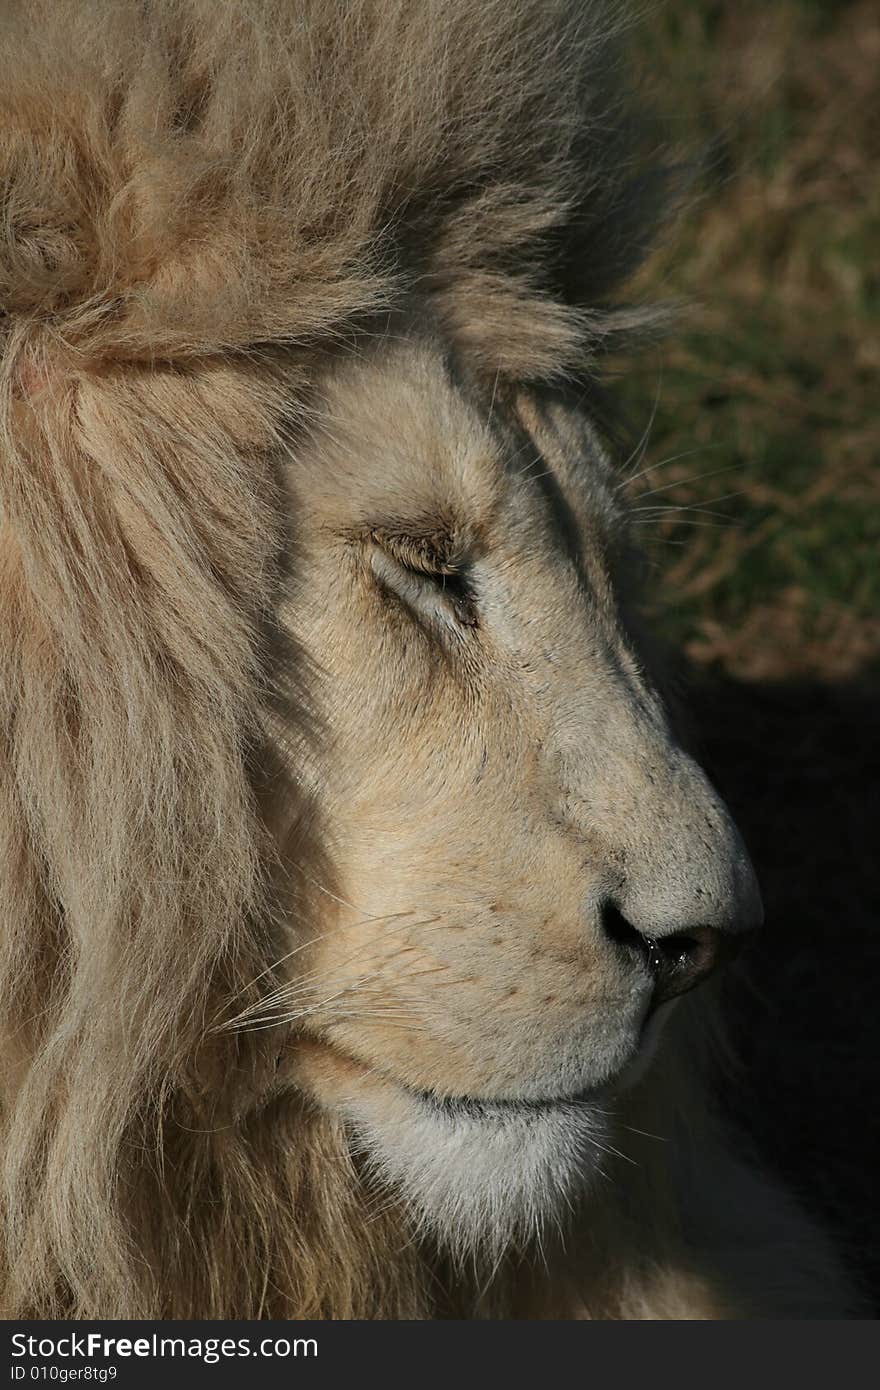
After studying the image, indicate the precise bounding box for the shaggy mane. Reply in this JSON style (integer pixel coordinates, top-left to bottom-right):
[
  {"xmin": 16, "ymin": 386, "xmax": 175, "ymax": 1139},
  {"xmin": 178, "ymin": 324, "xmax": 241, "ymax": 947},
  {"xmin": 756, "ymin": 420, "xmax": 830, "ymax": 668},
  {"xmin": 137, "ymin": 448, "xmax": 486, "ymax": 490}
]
[{"xmin": 0, "ymin": 0, "xmax": 664, "ymax": 1317}]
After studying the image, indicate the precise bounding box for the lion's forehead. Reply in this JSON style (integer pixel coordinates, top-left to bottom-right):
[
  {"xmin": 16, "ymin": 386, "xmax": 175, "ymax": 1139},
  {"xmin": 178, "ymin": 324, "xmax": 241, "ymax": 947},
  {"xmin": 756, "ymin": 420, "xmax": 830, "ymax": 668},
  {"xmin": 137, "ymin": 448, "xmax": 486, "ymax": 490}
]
[{"xmin": 294, "ymin": 336, "xmax": 625, "ymax": 568}]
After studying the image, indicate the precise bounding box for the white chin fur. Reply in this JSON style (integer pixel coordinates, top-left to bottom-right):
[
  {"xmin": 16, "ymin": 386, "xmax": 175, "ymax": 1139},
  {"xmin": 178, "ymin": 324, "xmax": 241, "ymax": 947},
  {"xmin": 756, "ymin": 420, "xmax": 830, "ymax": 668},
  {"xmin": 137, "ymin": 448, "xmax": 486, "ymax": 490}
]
[{"xmin": 340, "ymin": 1084, "xmax": 611, "ymax": 1262}]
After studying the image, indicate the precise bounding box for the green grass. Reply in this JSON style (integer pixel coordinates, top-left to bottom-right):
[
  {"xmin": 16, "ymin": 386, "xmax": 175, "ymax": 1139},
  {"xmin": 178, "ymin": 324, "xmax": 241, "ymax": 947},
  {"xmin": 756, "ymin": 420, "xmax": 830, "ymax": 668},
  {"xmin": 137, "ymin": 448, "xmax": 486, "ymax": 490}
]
[{"xmin": 615, "ymin": 0, "xmax": 880, "ymax": 680}]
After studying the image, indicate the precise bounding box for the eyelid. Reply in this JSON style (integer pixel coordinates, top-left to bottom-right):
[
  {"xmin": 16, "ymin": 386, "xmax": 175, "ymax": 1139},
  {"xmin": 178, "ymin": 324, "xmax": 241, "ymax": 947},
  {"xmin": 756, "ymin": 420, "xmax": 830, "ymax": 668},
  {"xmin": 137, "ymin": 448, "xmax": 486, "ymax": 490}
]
[
  {"xmin": 368, "ymin": 528, "xmax": 457, "ymax": 575},
  {"xmin": 368, "ymin": 541, "xmax": 477, "ymax": 628}
]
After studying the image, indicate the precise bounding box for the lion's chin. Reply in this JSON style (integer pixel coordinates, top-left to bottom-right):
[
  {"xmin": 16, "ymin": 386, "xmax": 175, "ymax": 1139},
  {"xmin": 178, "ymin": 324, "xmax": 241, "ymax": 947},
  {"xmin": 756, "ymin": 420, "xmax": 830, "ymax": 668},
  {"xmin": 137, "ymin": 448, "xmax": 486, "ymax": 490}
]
[
  {"xmin": 347, "ymin": 1086, "xmax": 612, "ymax": 1262},
  {"xmin": 292, "ymin": 1041, "xmax": 614, "ymax": 1262}
]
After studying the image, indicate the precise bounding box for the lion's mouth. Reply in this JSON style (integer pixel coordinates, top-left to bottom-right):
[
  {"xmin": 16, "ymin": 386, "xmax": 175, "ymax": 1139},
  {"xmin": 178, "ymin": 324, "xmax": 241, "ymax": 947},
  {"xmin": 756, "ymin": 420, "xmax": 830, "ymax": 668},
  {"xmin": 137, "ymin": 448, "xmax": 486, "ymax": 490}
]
[
  {"xmin": 292, "ymin": 1036, "xmax": 616, "ymax": 1120},
  {"xmin": 409, "ymin": 1082, "xmax": 609, "ymax": 1118}
]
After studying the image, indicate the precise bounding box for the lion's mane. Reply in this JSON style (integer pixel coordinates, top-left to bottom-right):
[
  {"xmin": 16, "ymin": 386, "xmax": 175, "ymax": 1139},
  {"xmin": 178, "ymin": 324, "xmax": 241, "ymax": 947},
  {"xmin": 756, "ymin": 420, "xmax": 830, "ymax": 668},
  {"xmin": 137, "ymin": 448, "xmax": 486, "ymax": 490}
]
[{"xmin": 0, "ymin": 0, "xmax": 666, "ymax": 1317}]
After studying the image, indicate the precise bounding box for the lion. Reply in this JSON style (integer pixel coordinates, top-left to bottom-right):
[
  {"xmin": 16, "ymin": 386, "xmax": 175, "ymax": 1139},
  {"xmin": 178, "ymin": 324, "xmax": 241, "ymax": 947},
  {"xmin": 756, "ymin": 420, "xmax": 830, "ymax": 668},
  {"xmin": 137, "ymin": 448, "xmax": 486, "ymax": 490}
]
[{"xmin": 0, "ymin": 0, "xmax": 858, "ymax": 1318}]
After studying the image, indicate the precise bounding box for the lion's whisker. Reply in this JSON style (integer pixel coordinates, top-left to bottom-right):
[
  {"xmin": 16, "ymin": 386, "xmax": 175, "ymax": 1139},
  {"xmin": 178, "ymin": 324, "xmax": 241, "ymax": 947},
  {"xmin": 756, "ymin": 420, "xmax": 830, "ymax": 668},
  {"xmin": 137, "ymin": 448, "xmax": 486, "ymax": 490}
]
[
  {"xmin": 634, "ymin": 517, "xmax": 738, "ymax": 530},
  {"xmin": 619, "ymin": 439, "xmax": 722, "ymax": 494},
  {"xmin": 633, "ymin": 461, "xmax": 739, "ymax": 502},
  {"xmin": 616, "ymin": 372, "xmax": 663, "ymax": 485},
  {"xmin": 218, "ymin": 912, "xmax": 446, "ymax": 1027},
  {"xmin": 619, "ymin": 1124, "xmax": 668, "ymax": 1143}
]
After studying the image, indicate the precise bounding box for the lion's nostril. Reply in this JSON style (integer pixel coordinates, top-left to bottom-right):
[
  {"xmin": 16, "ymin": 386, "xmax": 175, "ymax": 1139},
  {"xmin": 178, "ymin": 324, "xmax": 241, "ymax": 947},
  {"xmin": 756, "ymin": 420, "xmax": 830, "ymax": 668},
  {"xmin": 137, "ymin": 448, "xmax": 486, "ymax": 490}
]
[
  {"xmin": 599, "ymin": 901, "xmax": 646, "ymax": 958},
  {"xmin": 644, "ymin": 926, "xmax": 729, "ymax": 1003},
  {"xmin": 599, "ymin": 903, "xmax": 746, "ymax": 1005}
]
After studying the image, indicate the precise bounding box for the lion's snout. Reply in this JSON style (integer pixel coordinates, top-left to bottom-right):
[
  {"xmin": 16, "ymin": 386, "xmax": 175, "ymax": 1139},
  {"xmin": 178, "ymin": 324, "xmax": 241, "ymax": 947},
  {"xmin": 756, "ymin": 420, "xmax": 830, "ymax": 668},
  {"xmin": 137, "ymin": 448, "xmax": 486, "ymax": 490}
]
[{"xmin": 588, "ymin": 740, "xmax": 764, "ymax": 1005}]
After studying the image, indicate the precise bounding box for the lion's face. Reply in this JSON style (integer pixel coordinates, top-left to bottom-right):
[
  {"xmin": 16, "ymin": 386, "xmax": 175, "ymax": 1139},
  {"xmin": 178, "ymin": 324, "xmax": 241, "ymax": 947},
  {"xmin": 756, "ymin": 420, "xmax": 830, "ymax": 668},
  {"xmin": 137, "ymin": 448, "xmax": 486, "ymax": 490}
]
[{"xmin": 277, "ymin": 336, "xmax": 762, "ymax": 1254}]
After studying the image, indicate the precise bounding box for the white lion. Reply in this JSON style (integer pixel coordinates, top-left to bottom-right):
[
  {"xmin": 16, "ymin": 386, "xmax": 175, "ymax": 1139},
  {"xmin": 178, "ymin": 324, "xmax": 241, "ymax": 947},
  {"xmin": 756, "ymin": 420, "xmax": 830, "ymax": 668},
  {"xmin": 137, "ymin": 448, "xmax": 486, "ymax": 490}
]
[{"xmin": 0, "ymin": 0, "xmax": 857, "ymax": 1317}]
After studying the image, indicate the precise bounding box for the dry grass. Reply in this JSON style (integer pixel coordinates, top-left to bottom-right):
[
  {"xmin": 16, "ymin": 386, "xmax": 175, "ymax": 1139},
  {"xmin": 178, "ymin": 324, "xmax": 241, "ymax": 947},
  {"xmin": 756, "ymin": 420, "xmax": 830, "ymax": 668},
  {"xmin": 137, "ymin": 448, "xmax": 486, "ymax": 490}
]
[{"xmin": 621, "ymin": 0, "xmax": 879, "ymax": 680}]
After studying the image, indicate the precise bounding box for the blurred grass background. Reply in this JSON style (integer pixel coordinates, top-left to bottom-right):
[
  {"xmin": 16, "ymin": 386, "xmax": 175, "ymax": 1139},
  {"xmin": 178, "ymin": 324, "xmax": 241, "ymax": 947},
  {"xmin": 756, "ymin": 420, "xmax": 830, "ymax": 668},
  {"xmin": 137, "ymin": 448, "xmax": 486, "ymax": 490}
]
[
  {"xmin": 622, "ymin": 0, "xmax": 879, "ymax": 1310},
  {"xmin": 623, "ymin": 0, "xmax": 878, "ymax": 680}
]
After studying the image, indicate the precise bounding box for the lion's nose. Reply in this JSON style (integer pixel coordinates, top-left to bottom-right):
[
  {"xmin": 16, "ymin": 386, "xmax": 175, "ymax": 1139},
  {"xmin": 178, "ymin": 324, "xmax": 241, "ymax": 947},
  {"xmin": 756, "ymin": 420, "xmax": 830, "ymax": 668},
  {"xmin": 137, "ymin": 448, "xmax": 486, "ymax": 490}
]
[
  {"xmin": 574, "ymin": 727, "xmax": 764, "ymax": 1001},
  {"xmin": 590, "ymin": 741, "xmax": 764, "ymax": 1004},
  {"xmin": 601, "ymin": 903, "xmax": 758, "ymax": 1005}
]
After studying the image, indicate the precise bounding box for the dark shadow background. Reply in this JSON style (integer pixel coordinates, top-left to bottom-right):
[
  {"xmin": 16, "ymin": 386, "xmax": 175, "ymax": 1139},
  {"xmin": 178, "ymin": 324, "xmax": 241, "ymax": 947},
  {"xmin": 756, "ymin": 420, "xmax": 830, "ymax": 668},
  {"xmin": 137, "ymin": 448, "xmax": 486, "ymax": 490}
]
[{"xmin": 694, "ymin": 675, "xmax": 880, "ymax": 1311}]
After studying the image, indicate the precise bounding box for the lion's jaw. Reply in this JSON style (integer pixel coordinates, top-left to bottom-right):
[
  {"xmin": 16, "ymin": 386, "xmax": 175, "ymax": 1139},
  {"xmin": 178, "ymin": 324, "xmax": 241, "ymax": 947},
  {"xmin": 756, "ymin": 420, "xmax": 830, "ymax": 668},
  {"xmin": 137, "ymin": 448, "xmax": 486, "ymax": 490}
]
[
  {"xmin": 291, "ymin": 1037, "xmax": 615, "ymax": 1261},
  {"xmin": 276, "ymin": 333, "xmax": 761, "ymax": 1258}
]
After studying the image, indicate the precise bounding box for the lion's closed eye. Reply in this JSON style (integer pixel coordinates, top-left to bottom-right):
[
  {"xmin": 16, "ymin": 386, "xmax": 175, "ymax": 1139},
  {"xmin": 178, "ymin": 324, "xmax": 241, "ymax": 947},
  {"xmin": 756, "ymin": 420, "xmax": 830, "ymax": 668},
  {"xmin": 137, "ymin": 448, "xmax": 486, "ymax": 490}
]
[{"xmin": 368, "ymin": 534, "xmax": 478, "ymax": 631}]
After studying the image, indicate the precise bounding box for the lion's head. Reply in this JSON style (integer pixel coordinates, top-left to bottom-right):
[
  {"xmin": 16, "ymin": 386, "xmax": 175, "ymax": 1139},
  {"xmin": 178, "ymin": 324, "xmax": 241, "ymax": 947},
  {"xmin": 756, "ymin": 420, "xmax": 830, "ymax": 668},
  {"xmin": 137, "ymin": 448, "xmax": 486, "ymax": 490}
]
[
  {"xmin": 254, "ymin": 332, "xmax": 762, "ymax": 1258},
  {"xmin": 0, "ymin": 0, "xmax": 762, "ymax": 1318}
]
